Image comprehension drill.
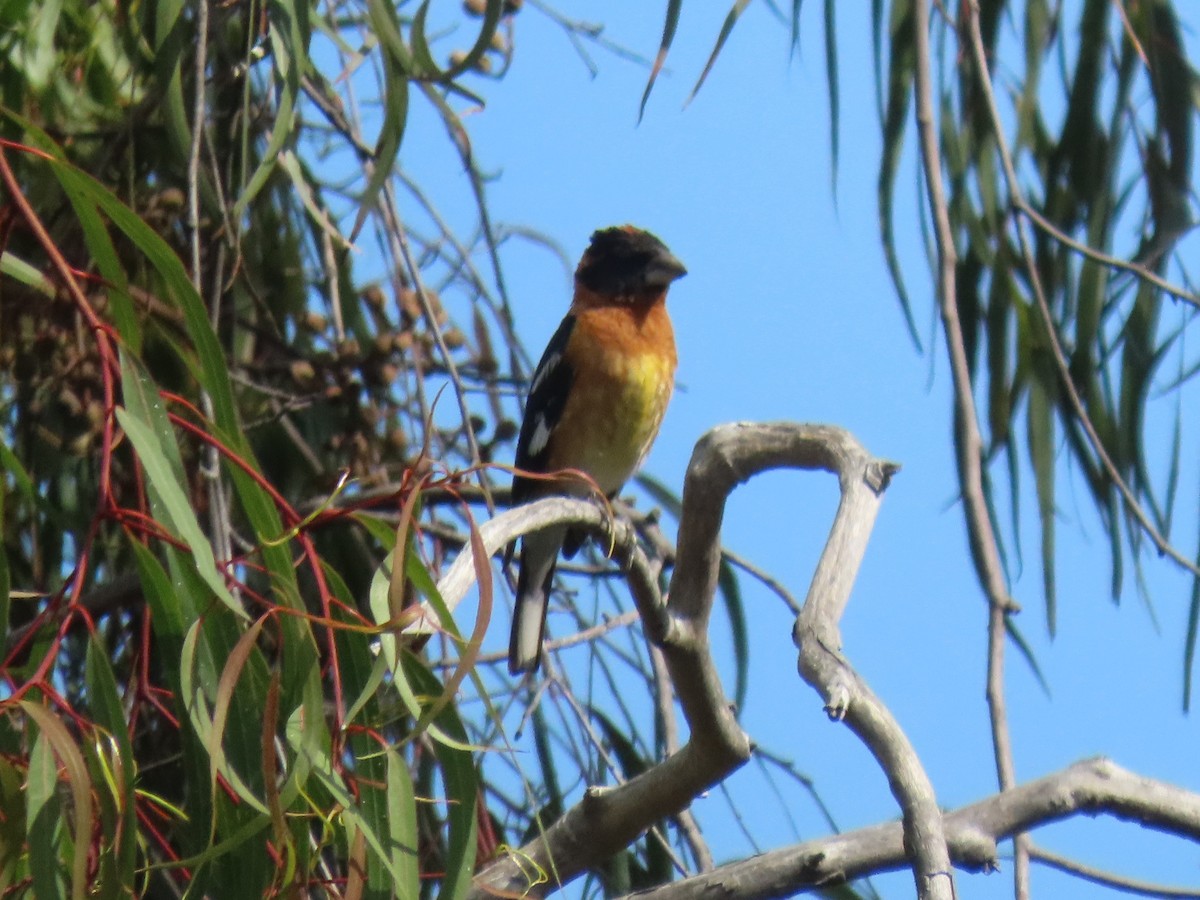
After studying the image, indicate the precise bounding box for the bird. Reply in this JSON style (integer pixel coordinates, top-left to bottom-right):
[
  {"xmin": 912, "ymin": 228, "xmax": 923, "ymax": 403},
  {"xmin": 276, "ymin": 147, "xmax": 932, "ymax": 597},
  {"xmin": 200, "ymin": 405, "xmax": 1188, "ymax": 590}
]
[{"xmin": 508, "ymin": 225, "xmax": 686, "ymax": 675}]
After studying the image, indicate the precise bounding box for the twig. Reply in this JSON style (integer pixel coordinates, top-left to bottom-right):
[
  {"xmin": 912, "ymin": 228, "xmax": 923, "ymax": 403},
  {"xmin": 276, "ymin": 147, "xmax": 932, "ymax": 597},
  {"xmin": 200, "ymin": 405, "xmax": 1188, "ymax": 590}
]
[
  {"xmin": 550, "ymin": 674, "xmax": 692, "ymax": 879},
  {"xmin": 383, "ymin": 183, "xmax": 495, "ymax": 515},
  {"xmin": 1017, "ymin": 200, "xmax": 1200, "ymax": 310},
  {"xmin": 430, "ymin": 610, "xmax": 642, "ymax": 669},
  {"xmin": 912, "ymin": 0, "xmax": 1012, "ymax": 894},
  {"xmin": 187, "ymin": 0, "xmax": 237, "ymax": 603},
  {"xmin": 1028, "ymin": 844, "xmax": 1200, "ymax": 899},
  {"xmin": 526, "ymin": 0, "xmax": 655, "ymax": 69},
  {"xmin": 722, "ymin": 547, "xmax": 801, "ymax": 615}
]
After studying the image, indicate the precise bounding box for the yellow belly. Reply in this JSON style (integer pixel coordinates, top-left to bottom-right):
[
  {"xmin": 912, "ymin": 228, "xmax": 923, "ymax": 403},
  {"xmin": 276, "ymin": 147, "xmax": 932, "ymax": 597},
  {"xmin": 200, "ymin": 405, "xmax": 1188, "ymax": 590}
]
[
  {"xmin": 570, "ymin": 352, "xmax": 674, "ymax": 494},
  {"xmin": 548, "ymin": 305, "xmax": 676, "ymax": 496}
]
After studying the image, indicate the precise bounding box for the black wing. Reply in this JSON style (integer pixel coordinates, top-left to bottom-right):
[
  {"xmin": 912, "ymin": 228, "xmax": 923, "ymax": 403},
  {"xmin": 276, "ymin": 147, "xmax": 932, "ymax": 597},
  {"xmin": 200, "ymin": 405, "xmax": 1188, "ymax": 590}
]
[{"xmin": 512, "ymin": 313, "xmax": 576, "ymax": 506}]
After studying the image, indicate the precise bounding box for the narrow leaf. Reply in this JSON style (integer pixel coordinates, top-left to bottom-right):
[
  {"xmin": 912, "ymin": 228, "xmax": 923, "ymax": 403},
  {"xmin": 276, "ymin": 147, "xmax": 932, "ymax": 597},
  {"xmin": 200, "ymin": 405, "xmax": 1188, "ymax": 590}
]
[
  {"xmin": 686, "ymin": 0, "xmax": 751, "ymax": 107},
  {"xmin": 822, "ymin": 0, "xmax": 839, "ymax": 192},
  {"xmin": 639, "ymin": 0, "xmax": 683, "ymax": 122},
  {"xmin": 115, "ymin": 407, "xmax": 246, "ymax": 619},
  {"xmin": 22, "ymin": 702, "xmax": 94, "ymax": 900}
]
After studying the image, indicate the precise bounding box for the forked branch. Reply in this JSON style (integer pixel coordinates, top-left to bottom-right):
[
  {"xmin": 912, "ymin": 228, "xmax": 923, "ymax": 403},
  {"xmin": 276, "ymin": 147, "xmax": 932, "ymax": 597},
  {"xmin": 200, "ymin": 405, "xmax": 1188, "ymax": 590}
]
[
  {"xmin": 443, "ymin": 421, "xmax": 905, "ymax": 897},
  {"xmin": 619, "ymin": 757, "xmax": 1200, "ymax": 899}
]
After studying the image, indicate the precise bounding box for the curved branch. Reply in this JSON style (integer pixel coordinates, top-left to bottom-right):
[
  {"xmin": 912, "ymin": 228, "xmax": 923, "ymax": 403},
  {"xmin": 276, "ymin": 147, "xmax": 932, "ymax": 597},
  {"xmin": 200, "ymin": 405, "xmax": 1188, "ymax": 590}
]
[
  {"xmin": 465, "ymin": 422, "xmax": 897, "ymax": 897},
  {"xmin": 621, "ymin": 758, "xmax": 1200, "ymax": 899},
  {"xmin": 426, "ymin": 496, "xmax": 666, "ymax": 637},
  {"xmin": 1029, "ymin": 844, "xmax": 1200, "ymax": 899}
]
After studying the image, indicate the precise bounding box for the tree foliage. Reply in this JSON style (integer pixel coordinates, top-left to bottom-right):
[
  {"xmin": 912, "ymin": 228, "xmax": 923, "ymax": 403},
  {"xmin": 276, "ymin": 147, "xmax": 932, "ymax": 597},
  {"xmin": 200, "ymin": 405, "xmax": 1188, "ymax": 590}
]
[
  {"xmin": 881, "ymin": 0, "xmax": 1200, "ymax": 650},
  {"xmin": 1, "ymin": 0, "xmax": 1198, "ymax": 897},
  {"xmin": 1, "ymin": 0, "xmax": 524, "ymax": 894}
]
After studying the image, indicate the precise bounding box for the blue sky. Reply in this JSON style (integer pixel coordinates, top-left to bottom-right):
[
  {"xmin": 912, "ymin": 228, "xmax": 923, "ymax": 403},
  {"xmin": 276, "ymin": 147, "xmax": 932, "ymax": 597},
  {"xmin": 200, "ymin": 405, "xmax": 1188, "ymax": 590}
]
[{"xmin": 376, "ymin": 2, "xmax": 1200, "ymax": 895}]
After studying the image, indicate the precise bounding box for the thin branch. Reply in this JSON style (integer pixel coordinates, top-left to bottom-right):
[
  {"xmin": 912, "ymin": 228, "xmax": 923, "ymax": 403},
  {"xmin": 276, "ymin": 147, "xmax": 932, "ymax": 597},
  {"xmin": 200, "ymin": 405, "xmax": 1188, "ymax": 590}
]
[
  {"xmin": 381, "ymin": 180, "xmax": 495, "ymax": 515},
  {"xmin": 1017, "ymin": 200, "xmax": 1200, "ymax": 310},
  {"xmin": 526, "ymin": 0, "xmax": 656, "ymax": 69},
  {"xmin": 912, "ymin": 0, "xmax": 1013, "ymax": 894},
  {"xmin": 1028, "ymin": 844, "xmax": 1200, "ymax": 900},
  {"xmin": 430, "ymin": 611, "xmax": 642, "ymax": 670},
  {"xmin": 185, "ymin": 0, "xmax": 236, "ymax": 608},
  {"xmin": 621, "ymin": 758, "xmax": 1200, "ymax": 900},
  {"xmin": 722, "ymin": 547, "xmax": 801, "ymax": 615}
]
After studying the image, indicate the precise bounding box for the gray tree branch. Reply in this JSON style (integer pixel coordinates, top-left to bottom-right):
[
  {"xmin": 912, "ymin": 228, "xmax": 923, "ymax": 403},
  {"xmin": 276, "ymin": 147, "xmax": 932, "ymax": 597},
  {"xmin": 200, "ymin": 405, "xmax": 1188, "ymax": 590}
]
[
  {"xmin": 620, "ymin": 758, "xmax": 1200, "ymax": 899},
  {"xmin": 914, "ymin": 0, "xmax": 1029, "ymax": 894},
  {"xmin": 441, "ymin": 421, "xmax": 900, "ymax": 897}
]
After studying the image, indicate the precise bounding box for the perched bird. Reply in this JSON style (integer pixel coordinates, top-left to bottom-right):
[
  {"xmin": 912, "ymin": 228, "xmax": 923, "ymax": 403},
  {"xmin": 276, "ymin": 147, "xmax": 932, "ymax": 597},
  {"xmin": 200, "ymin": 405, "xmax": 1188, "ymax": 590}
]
[{"xmin": 509, "ymin": 225, "xmax": 686, "ymax": 674}]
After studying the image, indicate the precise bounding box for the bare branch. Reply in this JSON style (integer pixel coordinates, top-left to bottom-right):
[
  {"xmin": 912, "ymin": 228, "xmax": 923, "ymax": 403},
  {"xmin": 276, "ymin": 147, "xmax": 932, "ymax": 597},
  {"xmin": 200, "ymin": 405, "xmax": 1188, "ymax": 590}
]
[
  {"xmin": 427, "ymin": 497, "xmax": 666, "ymax": 637},
  {"xmin": 622, "ymin": 758, "xmax": 1200, "ymax": 900},
  {"xmin": 1017, "ymin": 200, "xmax": 1200, "ymax": 311},
  {"xmin": 1029, "ymin": 844, "xmax": 1200, "ymax": 899},
  {"xmin": 783, "ymin": 430, "xmax": 955, "ymax": 900},
  {"xmin": 909, "ymin": 1, "xmax": 1002, "ymax": 891},
  {"xmin": 464, "ymin": 422, "xmax": 894, "ymax": 897}
]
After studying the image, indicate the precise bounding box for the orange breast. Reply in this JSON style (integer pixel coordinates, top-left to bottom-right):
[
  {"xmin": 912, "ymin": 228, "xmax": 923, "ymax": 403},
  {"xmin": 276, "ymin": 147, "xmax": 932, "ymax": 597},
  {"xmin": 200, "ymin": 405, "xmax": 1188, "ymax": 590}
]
[{"xmin": 546, "ymin": 300, "xmax": 677, "ymax": 496}]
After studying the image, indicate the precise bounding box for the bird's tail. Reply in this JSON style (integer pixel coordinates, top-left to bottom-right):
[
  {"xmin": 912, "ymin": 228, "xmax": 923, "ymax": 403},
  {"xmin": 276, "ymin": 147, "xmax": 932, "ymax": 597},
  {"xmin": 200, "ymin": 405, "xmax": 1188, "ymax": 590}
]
[{"xmin": 508, "ymin": 526, "xmax": 564, "ymax": 674}]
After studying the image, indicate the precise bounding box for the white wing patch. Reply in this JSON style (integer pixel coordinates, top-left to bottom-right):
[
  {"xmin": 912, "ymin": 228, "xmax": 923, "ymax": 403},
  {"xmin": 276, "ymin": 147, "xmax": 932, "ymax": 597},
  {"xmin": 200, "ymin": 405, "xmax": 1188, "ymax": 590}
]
[
  {"xmin": 529, "ymin": 351, "xmax": 561, "ymax": 396},
  {"xmin": 527, "ymin": 415, "xmax": 553, "ymax": 457}
]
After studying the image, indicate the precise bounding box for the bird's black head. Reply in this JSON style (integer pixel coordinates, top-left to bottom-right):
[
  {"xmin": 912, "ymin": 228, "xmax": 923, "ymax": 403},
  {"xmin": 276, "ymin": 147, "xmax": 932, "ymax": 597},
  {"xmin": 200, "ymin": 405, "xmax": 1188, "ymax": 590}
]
[{"xmin": 575, "ymin": 226, "xmax": 687, "ymax": 296}]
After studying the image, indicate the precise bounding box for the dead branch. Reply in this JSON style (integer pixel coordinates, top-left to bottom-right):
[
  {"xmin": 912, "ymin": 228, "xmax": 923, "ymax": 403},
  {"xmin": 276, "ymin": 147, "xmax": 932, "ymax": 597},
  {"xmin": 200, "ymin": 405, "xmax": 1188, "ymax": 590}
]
[
  {"xmin": 618, "ymin": 758, "xmax": 1200, "ymax": 899},
  {"xmin": 449, "ymin": 421, "xmax": 899, "ymax": 897}
]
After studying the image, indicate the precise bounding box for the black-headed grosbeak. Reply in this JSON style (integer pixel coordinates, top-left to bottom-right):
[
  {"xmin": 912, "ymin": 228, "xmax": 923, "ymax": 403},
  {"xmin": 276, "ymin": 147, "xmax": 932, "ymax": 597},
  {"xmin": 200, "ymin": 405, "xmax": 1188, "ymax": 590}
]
[{"xmin": 509, "ymin": 225, "xmax": 686, "ymax": 674}]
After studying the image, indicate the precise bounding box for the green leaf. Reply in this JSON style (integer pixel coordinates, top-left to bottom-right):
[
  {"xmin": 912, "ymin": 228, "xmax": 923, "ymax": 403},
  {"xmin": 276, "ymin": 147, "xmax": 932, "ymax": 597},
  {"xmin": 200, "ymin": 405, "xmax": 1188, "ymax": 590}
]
[
  {"xmin": 877, "ymin": 0, "xmax": 921, "ymax": 349},
  {"xmin": 589, "ymin": 707, "xmax": 649, "ymax": 779},
  {"xmin": 429, "ymin": 0, "xmax": 503, "ymax": 82},
  {"xmin": 789, "ymin": 0, "xmax": 803, "ymax": 57},
  {"xmin": 530, "ymin": 705, "xmax": 564, "ymax": 827},
  {"xmin": 822, "ymin": 0, "xmax": 839, "ymax": 192},
  {"xmin": 308, "ymin": 760, "xmax": 409, "ymax": 889},
  {"xmin": 686, "ymin": 0, "xmax": 751, "ymax": 107},
  {"xmin": 208, "ymin": 616, "xmax": 271, "ymax": 815},
  {"xmin": 6, "ymin": 127, "xmax": 241, "ymax": 431},
  {"xmin": 18, "ymin": 0, "xmax": 64, "ymax": 92},
  {"xmin": 233, "ymin": 0, "xmax": 311, "ymax": 220},
  {"xmin": 1184, "ymin": 464, "xmax": 1200, "ymax": 711},
  {"xmin": 0, "ymin": 755, "xmax": 27, "ymax": 886},
  {"xmin": 84, "ymin": 636, "xmax": 137, "ymax": 891},
  {"xmin": 639, "ymin": 0, "xmax": 683, "ymax": 122},
  {"xmin": 634, "ymin": 472, "xmax": 683, "ymax": 518},
  {"xmin": 0, "ymin": 467, "xmax": 9, "ymax": 656},
  {"xmin": 153, "ymin": 0, "xmax": 191, "ymax": 164},
  {"xmin": 0, "ymin": 251, "xmax": 55, "ymax": 297},
  {"xmin": 384, "ymin": 747, "xmax": 420, "ymax": 896},
  {"xmin": 1027, "ymin": 372, "xmax": 1056, "ymax": 635},
  {"xmin": 26, "ymin": 728, "xmax": 67, "ymax": 900},
  {"xmin": 718, "ymin": 557, "xmax": 749, "ymax": 714},
  {"xmin": 403, "ymin": 655, "xmax": 478, "ymax": 900},
  {"xmin": 53, "ymin": 163, "xmax": 140, "ymax": 349},
  {"xmin": 22, "ymin": 702, "xmax": 93, "ymax": 900},
  {"xmin": 115, "ymin": 407, "xmax": 245, "ymax": 619},
  {"xmin": 1005, "ymin": 615, "xmax": 1050, "ymax": 697},
  {"xmin": 352, "ymin": 0, "xmax": 412, "ymax": 241}
]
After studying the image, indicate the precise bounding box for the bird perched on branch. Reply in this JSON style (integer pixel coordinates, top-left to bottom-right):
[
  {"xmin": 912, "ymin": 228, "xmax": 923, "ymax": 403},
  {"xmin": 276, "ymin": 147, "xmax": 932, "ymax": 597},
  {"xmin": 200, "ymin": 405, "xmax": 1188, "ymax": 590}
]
[{"xmin": 508, "ymin": 225, "xmax": 687, "ymax": 675}]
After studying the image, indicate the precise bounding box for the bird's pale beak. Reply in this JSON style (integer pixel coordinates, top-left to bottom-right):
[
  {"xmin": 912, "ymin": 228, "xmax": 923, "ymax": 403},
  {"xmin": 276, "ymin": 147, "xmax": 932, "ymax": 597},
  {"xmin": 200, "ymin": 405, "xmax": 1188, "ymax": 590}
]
[{"xmin": 644, "ymin": 251, "xmax": 687, "ymax": 289}]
